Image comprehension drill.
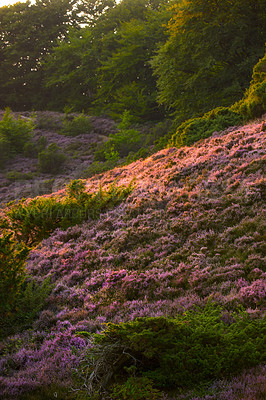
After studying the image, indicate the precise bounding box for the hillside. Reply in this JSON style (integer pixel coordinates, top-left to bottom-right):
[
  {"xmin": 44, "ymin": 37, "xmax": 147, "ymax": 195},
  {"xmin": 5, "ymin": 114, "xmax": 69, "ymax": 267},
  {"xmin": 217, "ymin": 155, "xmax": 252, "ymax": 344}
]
[
  {"xmin": 0, "ymin": 117, "xmax": 265, "ymax": 399},
  {"xmin": 0, "ymin": 111, "xmax": 115, "ymax": 206}
]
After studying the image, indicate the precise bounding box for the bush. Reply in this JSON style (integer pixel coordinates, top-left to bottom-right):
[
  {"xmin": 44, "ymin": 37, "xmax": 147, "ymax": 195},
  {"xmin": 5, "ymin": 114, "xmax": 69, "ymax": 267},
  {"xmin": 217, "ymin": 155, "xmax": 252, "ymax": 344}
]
[
  {"xmin": 169, "ymin": 50, "xmax": 266, "ymax": 149},
  {"xmin": 23, "ymin": 135, "xmax": 48, "ymax": 158},
  {"xmin": 0, "ymin": 277, "xmax": 52, "ymax": 340},
  {"xmin": 38, "ymin": 143, "xmax": 66, "ymax": 174},
  {"xmin": 2, "ymin": 179, "xmax": 134, "ymax": 245},
  {"xmin": 35, "ymin": 113, "xmax": 63, "ymax": 131},
  {"xmin": 0, "ymin": 232, "xmax": 29, "ymax": 318},
  {"xmin": 0, "ymin": 108, "xmax": 35, "ymax": 168},
  {"xmin": 60, "ymin": 113, "xmax": 93, "ymax": 136},
  {"xmin": 5, "ymin": 170, "xmax": 33, "ymax": 181},
  {"xmin": 0, "ymin": 108, "xmax": 34, "ymax": 154},
  {"xmin": 111, "ymin": 377, "xmax": 163, "ymax": 400},
  {"xmin": 169, "ymin": 107, "xmax": 243, "ymax": 148},
  {"xmin": 77, "ymin": 304, "xmax": 265, "ymax": 396},
  {"xmin": 233, "ymin": 49, "xmax": 266, "ymax": 120},
  {"xmin": 0, "ymin": 133, "xmax": 11, "ymax": 168},
  {"xmin": 94, "ymin": 111, "xmax": 142, "ymax": 162}
]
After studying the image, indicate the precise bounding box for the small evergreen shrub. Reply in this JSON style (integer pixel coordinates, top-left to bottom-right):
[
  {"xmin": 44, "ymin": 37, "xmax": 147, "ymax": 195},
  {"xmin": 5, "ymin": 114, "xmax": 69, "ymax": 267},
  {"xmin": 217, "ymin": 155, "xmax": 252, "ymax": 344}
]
[
  {"xmin": 233, "ymin": 49, "xmax": 266, "ymax": 120},
  {"xmin": 38, "ymin": 143, "xmax": 66, "ymax": 174},
  {"xmin": 2, "ymin": 179, "xmax": 134, "ymax": 245},
  {"xmin": 111, "ymin": 376, "xmax": 163, "ymax": 400},
  {"xmin": 0, "ymin": 232, "xmax": 29, "ymax": 318},
  {"xmin": 5, "ymin": 170, "xmax": 33, "ymax": 181},
  {"xmin": 169, "ymin": 107, "xmax": 243, "ymax": 148},
  {"xmin": 35, "ymin": 113, "xmax": 63, "ymax": 131},
  {"xmin": 0, "ymin": 108, "xmax": 35, "ymax": 168},
  {"xmin": 24, "ymin": 136, "xmax": 47, "ymax": 158},
  {"xmin": 0, "ymin": 108, "xmax": 34, "ymax": 153},
  {"xmin": 125, "ymin": 147, "xmax": 150, "ymax": 164},
  {"xmin": 94, "ymin": 111, "xmax": 142, "ymax": 162},
  {"xmin": 77, "ymin": 304, "xmax": 265, "ymax": 397},
  {"xmin": 0, "ymin": 133, "xmax": 11, "ymax": 168},
  {"xmin": 60, "ymin": 113, "xmax": 93, "ymax": 136},
  {"xmin": 169, "ymin": 49, "xmax": 266, "ymax": 149},
  {"xmin": 0, "ymin": 277, "xmax": 52, "ymax": 339}
]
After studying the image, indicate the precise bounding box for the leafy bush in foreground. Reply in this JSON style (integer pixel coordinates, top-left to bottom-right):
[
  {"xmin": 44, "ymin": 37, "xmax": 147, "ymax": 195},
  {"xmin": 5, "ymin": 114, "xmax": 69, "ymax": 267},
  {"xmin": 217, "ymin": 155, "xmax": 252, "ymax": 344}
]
[
  {"xmin": 2, "ymin": 179, "xmax": 134, "ymax": 245},
  {"xmin": 77, "ymin": 304, "xmax": 265, "ymax": 398}
]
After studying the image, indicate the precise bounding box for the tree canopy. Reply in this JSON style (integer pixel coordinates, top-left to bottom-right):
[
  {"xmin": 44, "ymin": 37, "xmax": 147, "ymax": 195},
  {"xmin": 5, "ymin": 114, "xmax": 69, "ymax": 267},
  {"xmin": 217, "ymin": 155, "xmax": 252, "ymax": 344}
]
[
  {"xmin": 151, "ymin": 0, "xmax": 266, "ymax": 121},
  {"xmin": 0, "ymin": 0, "xmax": 265, "ymax": 121}
]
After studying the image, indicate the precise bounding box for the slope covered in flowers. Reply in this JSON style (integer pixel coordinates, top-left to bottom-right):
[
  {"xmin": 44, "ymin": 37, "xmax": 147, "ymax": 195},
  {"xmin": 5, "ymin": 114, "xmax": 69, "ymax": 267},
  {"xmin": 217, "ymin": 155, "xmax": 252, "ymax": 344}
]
[{"xmin": 0, "ymin": 118, "xmax": 265, "ymax": 399}]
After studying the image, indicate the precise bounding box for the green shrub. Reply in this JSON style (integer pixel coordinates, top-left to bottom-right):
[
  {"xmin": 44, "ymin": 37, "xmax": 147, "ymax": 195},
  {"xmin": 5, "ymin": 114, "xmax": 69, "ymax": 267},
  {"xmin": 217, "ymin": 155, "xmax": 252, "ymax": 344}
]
[
  {"xmin": 0, "ymin": 108, "xmax": 35, "ymax": 168},
  {"xmin": 60, "ymin": 113, "xmax": 93, "ymax": 136},
  {"xmin": 0, "ymin": 232, "xmax": 29, "ymax": 317},
  {"xmin": 0, "ymin": 277, "xmax": 52, "ymax": 340},
  {"xmin": 125, "ymin": 147, "xmax": 150, "ymax": 164},
  {"xmin": 2, "ymin": 179, "xmax": 134, "ymax": 245},
  {"xmin": 111, "ymin": 377, "xmax": 163, "ymax": 400},
  {"xmin": 38, "ymin": 143, "xmax": 66, "ymax": 174},
  {"xmin": 0, "ymin": 108, "xmax": 34, "ymax": 154},
  {"xmin": 94, "ymin": 111, "xmax": 142, "ymax": 162},
  {"xmin": 169, "ymin": 49, "xmax": 266, "ymax": 149},
  {"xmin": 169, "ymin": 107, "xmax": 243, "ymax": 148},
  {"xmin": 78, "ymin": 304, "xmax": 265, "ymax": 396},
  {"xmin": 5, "ymin": 170, "xmax": 33, "ymax": 181},
  {"xmin": 23, "ymin": 136, "xmax": 47, "ymax": 158},
  {"xmin": 35, "ymin": 114, "xmax": 63, "ymax": 131},
  {"xmin": 233, "ymin": 49, "xmax": 266, "ymax": 120},
  {"xmin": 0, "ymin": 133, "xmax": 11, "ymax": 168}
]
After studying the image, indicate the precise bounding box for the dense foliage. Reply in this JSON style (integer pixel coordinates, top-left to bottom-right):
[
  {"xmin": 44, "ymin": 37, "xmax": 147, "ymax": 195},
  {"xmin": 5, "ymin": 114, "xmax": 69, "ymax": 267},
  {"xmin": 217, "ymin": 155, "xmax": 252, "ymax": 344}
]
[
  {"xmin": 77, "ymin": 305, "xmax": 265, "ymax": 397},
  {"xmin": 0, "ymin": 109, "xmax": 35, "ymax": 168},
  {"xmin": 1, "ymin": 179, "xmax": 133, "ymax": 245},
  {"xmin": 1, "ymin": 0, "xmax": 264, "ymax": 121},
  {"xmin": 170, "ymin": 50, "xmax": 266, "ymax": 147},
  {"xmin": 0, "ymin": 1, "xmax": 265, "ymax": 399},
  {"xmin": 0, "ymin": 0, "xmax": 87, "ymax": 110},
  {"xmin": 151, "ymin": 0, "xmax": 266, "ymax": 122},
  {"xmin": 0, "ymin": 118, "xmax": 265, "ymax": 398},
  {"xmin": 233, "ymin": 49, "xmax": 266, "ymax": 120},
  {"xmin": 0, "ymin": 232, "xmax": 29, "ymax": 317}
]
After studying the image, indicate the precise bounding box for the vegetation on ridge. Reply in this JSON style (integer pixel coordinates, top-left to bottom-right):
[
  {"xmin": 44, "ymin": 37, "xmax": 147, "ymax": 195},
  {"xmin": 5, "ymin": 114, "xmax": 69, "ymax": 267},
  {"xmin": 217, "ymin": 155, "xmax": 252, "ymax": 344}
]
[{"xmin": 0, "ymin": 0, "xmax": 265, "ymax": 399}]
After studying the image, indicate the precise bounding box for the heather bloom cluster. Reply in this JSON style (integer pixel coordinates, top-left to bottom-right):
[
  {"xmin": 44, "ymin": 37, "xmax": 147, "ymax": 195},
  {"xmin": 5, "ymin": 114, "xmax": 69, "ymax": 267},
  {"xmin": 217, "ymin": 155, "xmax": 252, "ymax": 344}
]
[{"xmin": 0, "ymin": 118, "xmax": 265, "ymax": 398}]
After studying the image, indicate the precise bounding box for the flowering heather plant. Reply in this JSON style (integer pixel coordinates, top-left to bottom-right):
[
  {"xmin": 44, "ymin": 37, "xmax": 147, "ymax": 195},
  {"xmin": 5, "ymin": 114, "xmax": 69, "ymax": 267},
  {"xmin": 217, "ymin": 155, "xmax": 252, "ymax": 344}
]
[{"xmin": 0, "ymin": 118, "xmax": 265, "ymax": 398}]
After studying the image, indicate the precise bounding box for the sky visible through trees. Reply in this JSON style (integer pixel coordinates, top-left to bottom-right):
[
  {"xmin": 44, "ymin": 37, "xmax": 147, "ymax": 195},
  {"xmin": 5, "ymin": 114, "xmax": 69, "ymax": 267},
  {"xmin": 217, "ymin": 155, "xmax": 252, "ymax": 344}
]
[{"xmin": 0, "ymin": 0, "xmax": 19, "ymax": 6}]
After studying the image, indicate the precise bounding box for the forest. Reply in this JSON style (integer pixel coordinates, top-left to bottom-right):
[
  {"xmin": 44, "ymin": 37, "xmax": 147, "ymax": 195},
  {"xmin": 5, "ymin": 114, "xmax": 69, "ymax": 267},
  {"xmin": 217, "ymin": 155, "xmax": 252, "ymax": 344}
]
[
  {"xmin": 0, "ymin": 0, "xmax": 266, "ymax": 399},
  {"xmin": 0, "ymin": 0, "xmax": 265, "ymax": 120}
]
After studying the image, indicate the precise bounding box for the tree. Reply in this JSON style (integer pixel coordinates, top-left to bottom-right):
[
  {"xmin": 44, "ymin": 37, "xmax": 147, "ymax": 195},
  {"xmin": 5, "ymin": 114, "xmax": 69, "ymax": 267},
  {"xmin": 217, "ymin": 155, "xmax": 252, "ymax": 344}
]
[
  {"xmin": 151, "ymin": 0, "xmax": 266, "ymax": 122},
  {"xmin": 93, "ymin": 3, "xmax": 170, "ymax": 120},
  {"xmin": 45, "ymin": 0, "xmax": 171, "ymax": 118},
  {"xmin": 0, "ymin": 0, "xmax": 83, "ymax": 110}
]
